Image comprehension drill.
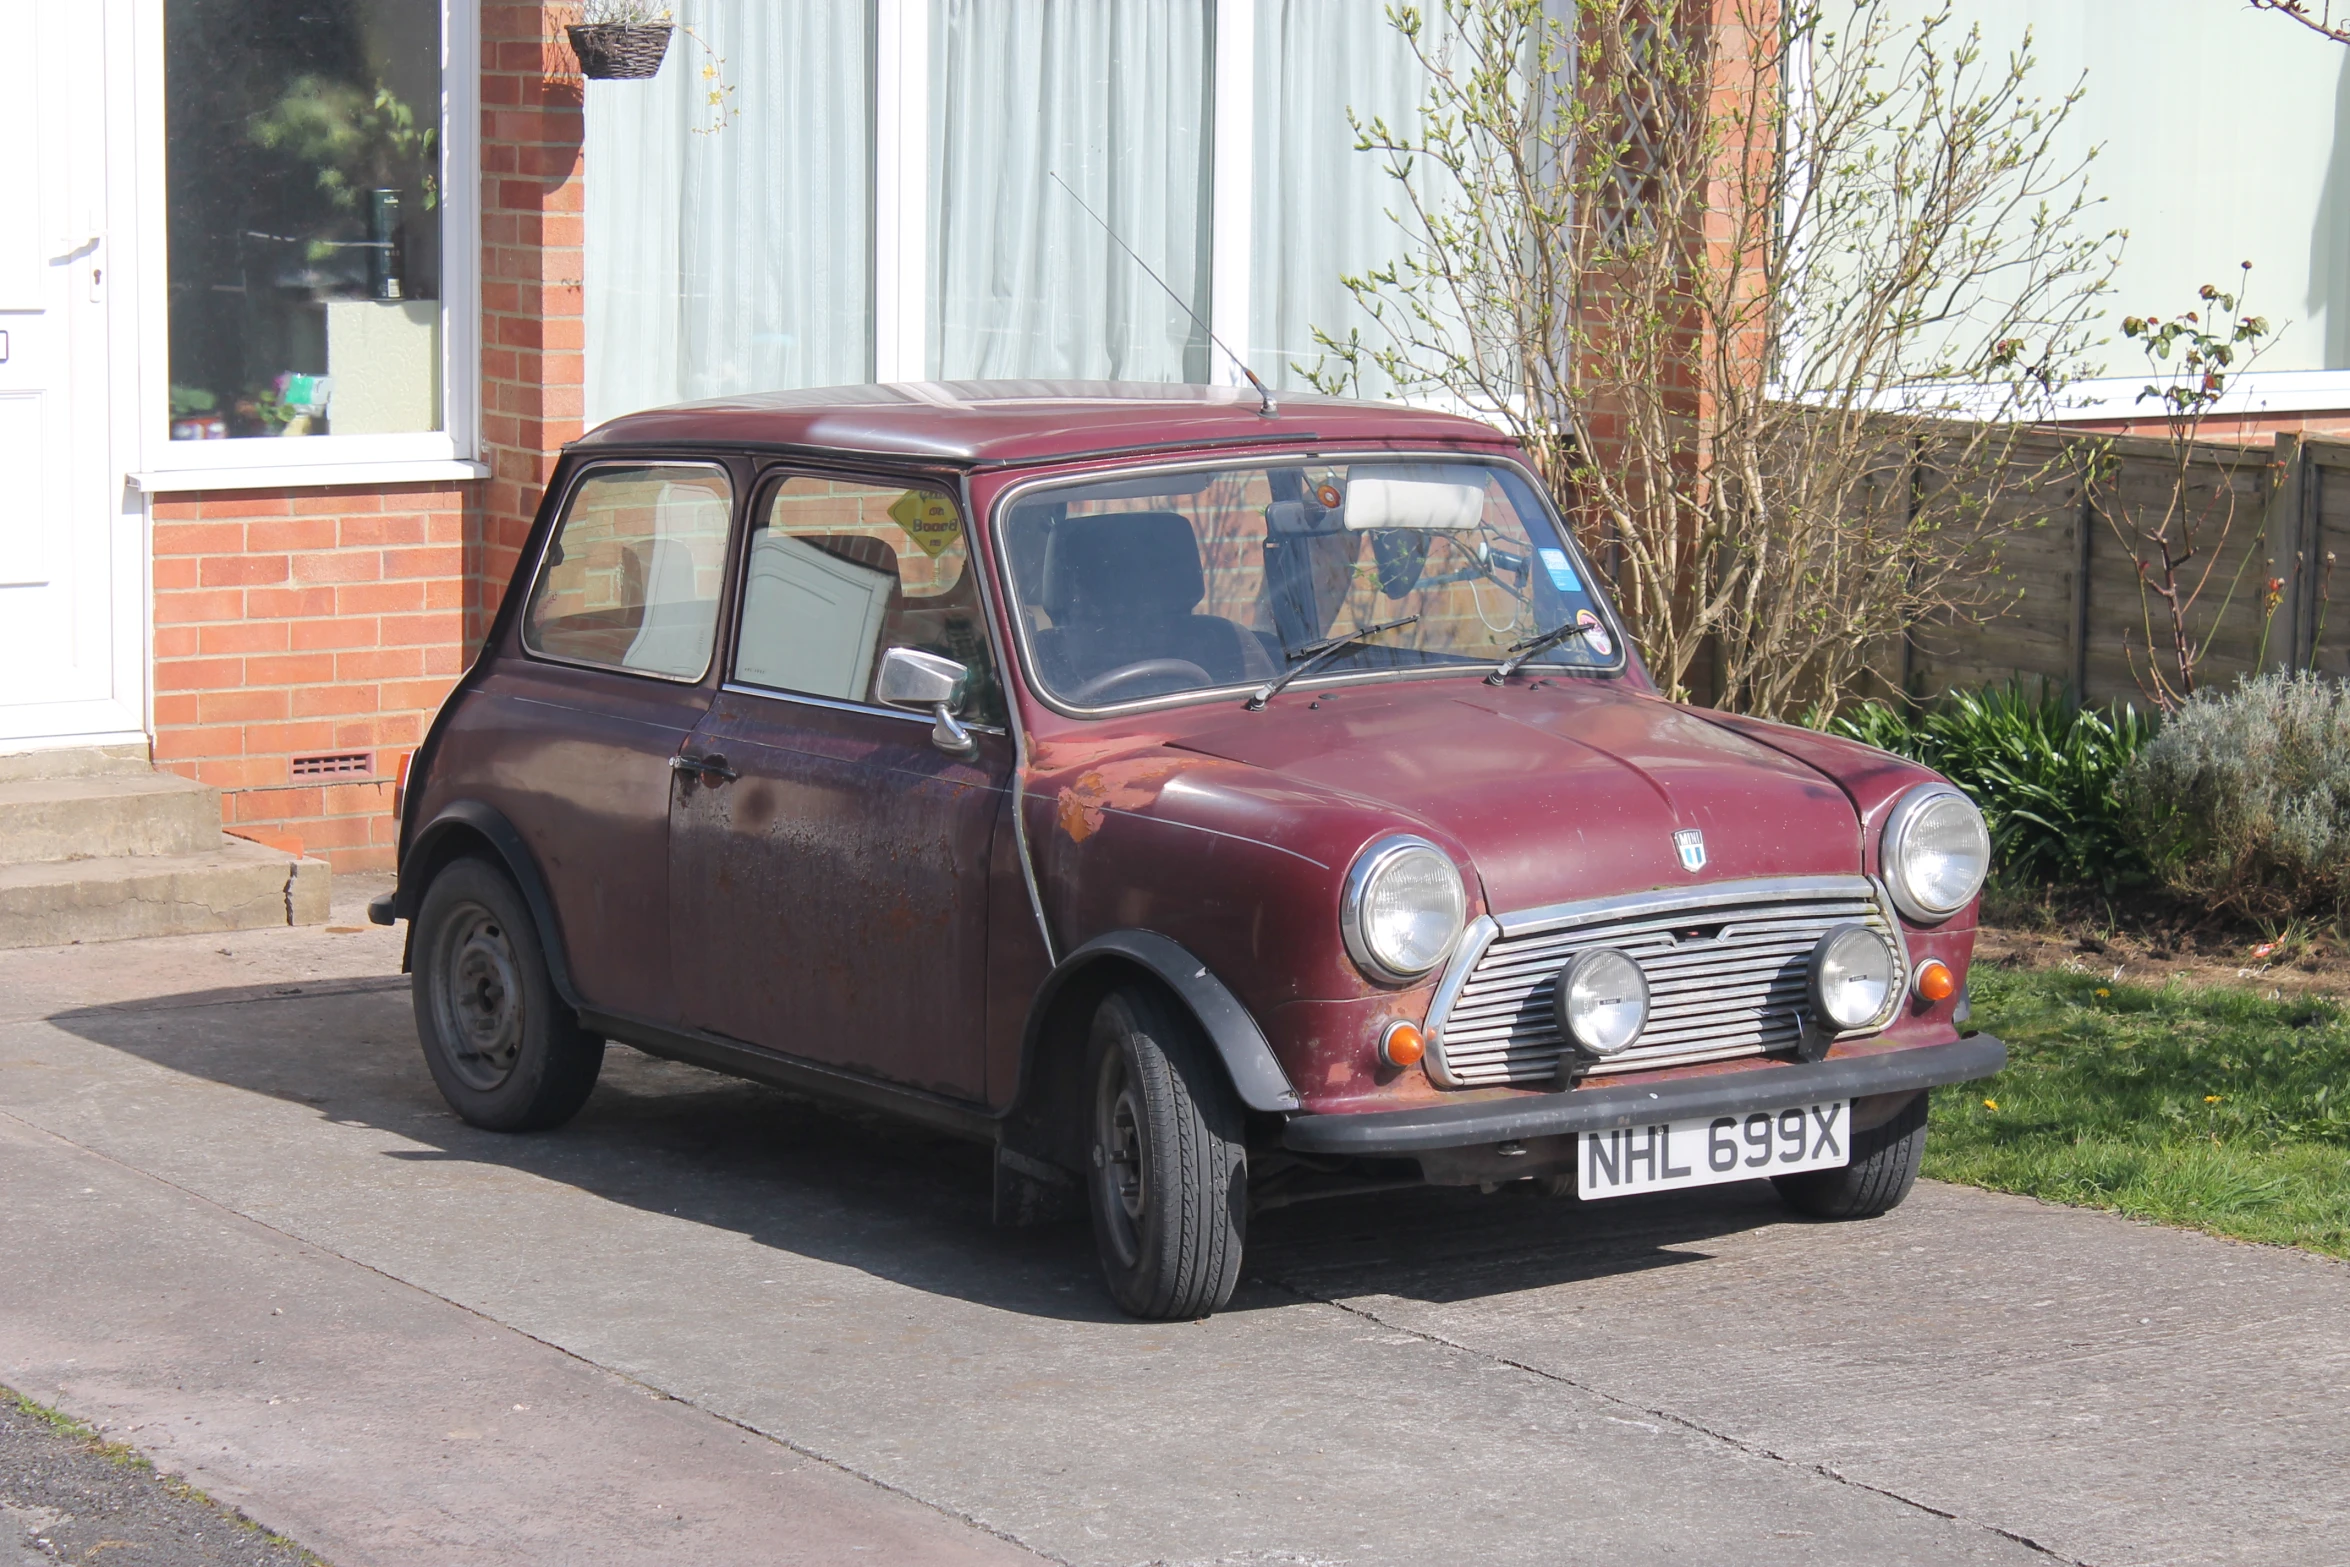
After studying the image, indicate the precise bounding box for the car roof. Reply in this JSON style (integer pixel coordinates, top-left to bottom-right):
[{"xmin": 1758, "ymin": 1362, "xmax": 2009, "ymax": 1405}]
[{"xmin": 570, "ymin": 380, "xmax": 1519, "ymax": 468}]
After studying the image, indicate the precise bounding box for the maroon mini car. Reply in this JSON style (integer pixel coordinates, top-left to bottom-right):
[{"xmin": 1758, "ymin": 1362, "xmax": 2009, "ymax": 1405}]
[{"xmin": 373, "ymin": 383, "xmax": 2003, "ymax": 1319}]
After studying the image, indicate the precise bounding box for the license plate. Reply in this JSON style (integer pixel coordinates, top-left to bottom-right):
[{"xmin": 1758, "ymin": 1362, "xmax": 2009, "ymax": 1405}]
[{"xmin": 1577, "ymin": 1100, "xmax": 1850, "ymax": 1200}]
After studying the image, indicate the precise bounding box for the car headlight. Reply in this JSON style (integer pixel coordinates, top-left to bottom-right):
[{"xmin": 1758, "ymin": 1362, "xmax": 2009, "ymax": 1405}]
[
  {"xmin": 1553, "ymin": 947, "xmax": 1649, "ymax": 1058},
  {"xmin": 1341, "ymin": 835, "xmax": 1468, "ymax": 984},
  {"xmin": 1881, "ymin": 784, "xmax": 1990, "ymax": 923},
  {"xmin": 1810, "ymin": 923, "xmax": 1898, "ymax": 1032}
]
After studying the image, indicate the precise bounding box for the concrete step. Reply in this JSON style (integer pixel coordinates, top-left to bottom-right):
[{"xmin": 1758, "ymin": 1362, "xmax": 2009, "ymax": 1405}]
[
  {"xmin": 0, "ymin": 771, "xmax": 222, "ymax": 865},
  {"xmin": 0, "ymin": 744, "xmax": 154, "ymax": 782},
  {"xmin": 0, "ymin": 835, "xmax": 331, "ymax": 949}
]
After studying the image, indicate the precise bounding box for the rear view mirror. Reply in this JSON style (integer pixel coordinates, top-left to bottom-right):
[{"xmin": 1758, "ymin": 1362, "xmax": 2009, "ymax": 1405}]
[{"xmin": 1343, "ymin": 467, "xmax": 1489, "ymax": 531}]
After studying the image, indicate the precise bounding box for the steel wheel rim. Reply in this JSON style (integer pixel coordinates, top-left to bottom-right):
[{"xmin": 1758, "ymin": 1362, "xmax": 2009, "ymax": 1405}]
[
  {"xmin": 1094, "ymin": 1047, "xmax": 1148, "ymax": 1268},
  {"xmin": 433, "ymin": 900, "xmax": 525, "ymax": 1092}
]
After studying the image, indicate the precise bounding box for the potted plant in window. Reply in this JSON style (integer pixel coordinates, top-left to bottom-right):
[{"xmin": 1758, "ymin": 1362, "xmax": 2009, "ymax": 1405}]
[{"xmin": 566, "ymin": 1, "xmax": 675, "ymax": 80}]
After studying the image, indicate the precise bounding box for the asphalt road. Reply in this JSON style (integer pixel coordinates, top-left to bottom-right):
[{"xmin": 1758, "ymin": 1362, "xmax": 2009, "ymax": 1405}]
[
  {"xmin": 0, "ymin": 878, "xmax": 2343, "ymax": 1567},
  {"xmin": 2, "ymin": 1389, "xmax": 319, "ymax": 1567}
]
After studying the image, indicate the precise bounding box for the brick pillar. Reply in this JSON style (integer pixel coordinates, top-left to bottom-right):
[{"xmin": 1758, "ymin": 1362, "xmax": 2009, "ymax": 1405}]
[{"xmin": 474, "ymin": 3, "xmax": 587, "ymax": 646}]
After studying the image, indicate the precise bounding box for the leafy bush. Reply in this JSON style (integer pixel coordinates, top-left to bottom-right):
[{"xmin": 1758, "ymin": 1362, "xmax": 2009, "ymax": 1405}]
[
  {"xmin": 1824, "ymin": 680, "xmax": 2151, "ymax": 889},
  {"xmin": 2123, "ymin": 671, "xmax": 2350, "ymax": 918}
]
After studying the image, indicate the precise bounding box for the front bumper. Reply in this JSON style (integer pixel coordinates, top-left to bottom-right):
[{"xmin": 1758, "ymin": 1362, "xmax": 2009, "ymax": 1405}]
[{"xmin": 1280, "ymin": 1034, "xmax": 2004, "ymax": 1157}]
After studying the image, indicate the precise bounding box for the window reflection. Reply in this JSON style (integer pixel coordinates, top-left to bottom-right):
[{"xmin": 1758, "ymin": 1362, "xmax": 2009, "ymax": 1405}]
[{"xmin": 165, "ymin": 0, "xmax": 444, "ymax": 441}]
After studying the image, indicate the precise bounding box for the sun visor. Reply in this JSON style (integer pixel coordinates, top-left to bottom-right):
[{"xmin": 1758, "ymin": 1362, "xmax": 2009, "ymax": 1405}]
[{"xmin": 1342, "ymin": 467, "xmax": 1489, "ymax": 530}]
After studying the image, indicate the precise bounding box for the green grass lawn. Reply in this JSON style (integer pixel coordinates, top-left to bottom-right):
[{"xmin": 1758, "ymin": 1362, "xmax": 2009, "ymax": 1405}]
[{"xmin": 1925, "ymin": 967, "xmax": 2350, "ymax": 1258}]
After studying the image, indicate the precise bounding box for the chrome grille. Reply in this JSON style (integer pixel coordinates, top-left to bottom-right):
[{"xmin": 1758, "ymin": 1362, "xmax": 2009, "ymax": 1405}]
[{"xmin": 1426, "ymin": 877, "xmax": 1904, "ymax": 1089}]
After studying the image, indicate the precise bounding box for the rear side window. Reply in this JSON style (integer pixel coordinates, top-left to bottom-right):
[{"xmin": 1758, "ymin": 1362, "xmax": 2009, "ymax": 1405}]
[
  {"xmin": 732, "ymin": 474, "xmax": 1004, "ymax": 725},
  {"xmin": 522, "ymin": 464, "xmax": 733, "ymax": 679}
]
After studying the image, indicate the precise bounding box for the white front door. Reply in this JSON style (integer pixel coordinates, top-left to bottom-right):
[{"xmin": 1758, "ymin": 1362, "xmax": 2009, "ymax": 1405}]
[{"xmin": 0, "ymin": 1, "xmax": 143, "ymax": 749}]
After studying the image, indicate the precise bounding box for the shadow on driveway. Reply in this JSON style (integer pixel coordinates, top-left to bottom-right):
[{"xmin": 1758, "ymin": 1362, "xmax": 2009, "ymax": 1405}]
[{"xmin": 45, "ymin": 978, "xmax": 1804, "ymax": 1321}]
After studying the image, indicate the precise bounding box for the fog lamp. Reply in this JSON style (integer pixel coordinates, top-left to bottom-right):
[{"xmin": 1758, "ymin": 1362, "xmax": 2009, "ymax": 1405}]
[
  {"xmin": 1553, "ymin": 947, "xmax": 1649, "ymax": 1059},
  {"xmin": 1810, "ymin": 924, "xmax": 1899, "ymax": 1032}
]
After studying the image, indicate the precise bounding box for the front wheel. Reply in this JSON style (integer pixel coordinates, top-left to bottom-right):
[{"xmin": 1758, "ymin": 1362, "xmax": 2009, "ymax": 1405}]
[
  {"xmin": 412, "ymin": 856, "xmax": 604, "ymax": 1132},
  {"xmin": 1773, "ymin": 1092, "xmax": 1927, "ymax": 1219},
  {"xmin": 1086, "ymin": 986, "xmax": 1247, "ymax": 1320}
]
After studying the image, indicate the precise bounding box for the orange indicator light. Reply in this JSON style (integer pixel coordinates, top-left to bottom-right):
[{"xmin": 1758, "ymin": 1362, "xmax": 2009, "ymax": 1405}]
[
  {"xmin": 1379, "ymin": 1020, "xmax": 1427, "ymax": 1068},
  {"xmin": 1914, "ymin": 959, "xmax": 1956, "ymax": 1003}
]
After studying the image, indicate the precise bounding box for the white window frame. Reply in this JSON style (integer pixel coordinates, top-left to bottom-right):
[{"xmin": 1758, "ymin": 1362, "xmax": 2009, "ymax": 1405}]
[{"xmin": 128, "ymin": 0, "xmax": 485, "ymax": 492}]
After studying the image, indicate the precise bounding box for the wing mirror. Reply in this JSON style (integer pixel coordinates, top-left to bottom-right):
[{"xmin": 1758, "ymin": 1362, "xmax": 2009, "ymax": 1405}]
[{"xmin": 875, "ymin": 646, "xmax": 977, "ymax": 757}]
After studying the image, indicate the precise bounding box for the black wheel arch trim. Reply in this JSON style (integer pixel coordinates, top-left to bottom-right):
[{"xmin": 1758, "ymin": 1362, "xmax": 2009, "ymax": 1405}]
[
  {"xmin": 392, "ymin": 800, "xmax": 582, "ymax": 1011},
  {"xmin": 1023, "ymin": 931, "xmax": 1302, "ymax": 1113},
  {"xmin": 1281, "ymin": 1033, "xmax": 2004, "ymax": 1156}
]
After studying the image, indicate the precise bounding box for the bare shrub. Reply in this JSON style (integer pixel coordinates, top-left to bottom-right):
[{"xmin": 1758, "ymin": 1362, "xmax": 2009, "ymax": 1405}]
[
  {"xmin": 1306, "ymin": 0, "xmax": 2119, "ymax": 717},
  {"xmin": 2124, "ymin": 672, "xmax": 2350, "ymax": 917}
]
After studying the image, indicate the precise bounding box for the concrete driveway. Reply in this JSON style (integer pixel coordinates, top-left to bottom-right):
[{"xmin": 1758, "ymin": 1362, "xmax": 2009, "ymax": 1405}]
[{"xmin": 1, "ymin": 879, "xmax": 2343, "ymax": 1567}]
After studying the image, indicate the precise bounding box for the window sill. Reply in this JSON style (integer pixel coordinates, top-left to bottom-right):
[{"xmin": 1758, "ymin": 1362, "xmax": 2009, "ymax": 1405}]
[{"xmin": 129, "ymin": 458, "xmax": 491, "ymax": 495}]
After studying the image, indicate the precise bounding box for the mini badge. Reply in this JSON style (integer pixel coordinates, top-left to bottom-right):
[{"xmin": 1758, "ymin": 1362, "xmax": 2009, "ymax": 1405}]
[{"xmin": 1673, "ymin": 827, "xmax": 1707, "ymax": 873}]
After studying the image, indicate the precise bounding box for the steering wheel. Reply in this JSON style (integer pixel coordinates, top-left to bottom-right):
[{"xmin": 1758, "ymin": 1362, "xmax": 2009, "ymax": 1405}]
[{"xmin": 1068, "ymin": 659, "xmax": 1214, "ymax": 705}]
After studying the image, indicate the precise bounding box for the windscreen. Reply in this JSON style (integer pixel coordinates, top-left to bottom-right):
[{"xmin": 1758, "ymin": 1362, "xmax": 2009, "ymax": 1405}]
[{"xmin": 1000, "ymin": 459, "xmax": 1621, "ymax": 709}]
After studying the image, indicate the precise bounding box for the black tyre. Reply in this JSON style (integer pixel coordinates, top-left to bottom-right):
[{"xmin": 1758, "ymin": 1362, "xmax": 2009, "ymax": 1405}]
[
  {"xmin": 1773, "ymin": 1092, "xmax": 1927, "ymax": 1219},
  {"xmin": 1085, "ymin": 985, "xmax": 1247, "ymax": 1320},
  {"xmin": 412, "ymin": 856, "xmax": 603, "ymax": 1131}
]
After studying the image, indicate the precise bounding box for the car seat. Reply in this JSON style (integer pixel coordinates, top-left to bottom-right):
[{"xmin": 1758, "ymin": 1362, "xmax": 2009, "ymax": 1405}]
[{"xmin": 1033, "ymin": 511, "xmax": 1275, "ymax": 697}]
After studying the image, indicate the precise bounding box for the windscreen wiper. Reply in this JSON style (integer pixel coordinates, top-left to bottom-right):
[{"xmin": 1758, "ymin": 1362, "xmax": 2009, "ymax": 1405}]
[
  {"xmin": 1246, "ymin": 615, "xmax": 1419, "ymax": 711},
  {"xmin": 1486, "ymin": 618, "xmax": 1594, "ymax": 684}
]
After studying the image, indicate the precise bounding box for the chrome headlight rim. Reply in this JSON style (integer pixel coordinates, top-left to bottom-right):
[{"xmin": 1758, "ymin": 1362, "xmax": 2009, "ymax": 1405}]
[
  {"xmin": 1341, "ymin": 833, "xmax": 1469, "ymax": 986},
  {"xmin": 1808, "ymin": 921, "xmax": 1900, "ymax": 1033},
  {"xmin": 1881, "ymin": 783, "xmax": 1991, "ymax": 924}
]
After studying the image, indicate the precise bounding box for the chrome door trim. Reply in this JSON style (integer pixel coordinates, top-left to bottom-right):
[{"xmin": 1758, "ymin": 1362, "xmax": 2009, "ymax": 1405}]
[{"xmin": 717, "ymin": 681, "xmax": 1006, "ymax": 735}]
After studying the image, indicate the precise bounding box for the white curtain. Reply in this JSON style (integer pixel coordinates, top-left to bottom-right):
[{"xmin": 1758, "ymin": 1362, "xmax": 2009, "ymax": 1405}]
[
  {"xmin": 928, "ymin": 0, "xmax": 1213, "ymax": 382},
  {"xmin": 1249, "ymin": 0, "xmax": 1453, "ymax": 395},
  {"xmin": 585, "ymin": 0, "xmax": 872, "ymax": 427}
]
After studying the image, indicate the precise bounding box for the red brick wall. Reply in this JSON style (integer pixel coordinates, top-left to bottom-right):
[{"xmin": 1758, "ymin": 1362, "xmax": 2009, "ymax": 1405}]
[
  {"xmin": 150, "ymin": 486, "xmax": 468, "ymax": 872},
  {"xmin": 475, "ymin": 2, "xmax": 587, "ymax": 643}
]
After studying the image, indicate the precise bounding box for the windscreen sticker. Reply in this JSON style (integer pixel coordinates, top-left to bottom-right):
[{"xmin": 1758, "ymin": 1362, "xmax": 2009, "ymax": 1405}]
[
  {"xmin": 1577, "ymin": 608, "xmax": 1613, "ymax": 659},
  {"xmin": 889, "ymin": 489, "xmax": 964, "ymax": 558},
  {"xmin": 1538, "ymin": 548, "xmax": 1582, "ymax": 593}
]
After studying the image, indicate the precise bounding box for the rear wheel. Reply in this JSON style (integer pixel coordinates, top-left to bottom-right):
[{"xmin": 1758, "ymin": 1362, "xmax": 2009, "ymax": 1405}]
[
  {"xmin": 1086, "ymin": 985, "xmax": 1247, "ymax": 1319},
  {"xmin": 1773, "ymin": 1092, "xmax": 1927, "ymax": 1218},
  {"xmin": 412, "ymin": 856, "xmax": 603, "ymax": 1131}
]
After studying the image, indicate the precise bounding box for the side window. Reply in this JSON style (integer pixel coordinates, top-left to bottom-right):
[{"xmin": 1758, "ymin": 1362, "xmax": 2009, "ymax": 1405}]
[
  {"xmin": 521, "ymin": 464, "xmax": 733, "ymax": 680},
  {"xmin": 733, "ymin": 475, "xmax": 1004, "ymax": 725}
]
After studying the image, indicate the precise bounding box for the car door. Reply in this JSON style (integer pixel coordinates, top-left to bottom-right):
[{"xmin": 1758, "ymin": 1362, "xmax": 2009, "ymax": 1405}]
[
  {"xmin": 456, "ymin": 458, "xmax": 736, "ymax": 1025},
  {"xmin": 666, "ymin": 471, "xmax": 1011, "ymax": 1099}
]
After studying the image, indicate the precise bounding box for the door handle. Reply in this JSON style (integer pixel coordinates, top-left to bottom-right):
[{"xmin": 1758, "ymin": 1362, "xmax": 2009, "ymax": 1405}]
[{"xmin": 670, "ymin": 752, "xmax": 737, "ymax": 783}]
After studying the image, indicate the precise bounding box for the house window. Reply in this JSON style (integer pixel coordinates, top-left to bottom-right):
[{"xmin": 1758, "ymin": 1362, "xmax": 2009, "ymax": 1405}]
[
  {"xmin": 581, "ymin": 0, "xmax": 1456, "ymax": 414},
  {"xmin": 1865, "ymin": 0, "xmax": 2350, "ymax": 418},
  {"xmin": 927, "ymin": 0, "xmax": 1213, "ymax": 382},
  {"xmin": 157, "ymin": 0, "xmax": 476, "ymax": 471},
  {"xmin": 583, "ymin": 0, "xmax": 874, "ymax": 427}
]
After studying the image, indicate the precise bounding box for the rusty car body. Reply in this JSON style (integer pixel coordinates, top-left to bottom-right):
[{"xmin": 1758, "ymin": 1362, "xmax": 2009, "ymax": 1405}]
[{"xmin": 373, "ymin": 383, "xmax": 2003, "ymax": 1319}]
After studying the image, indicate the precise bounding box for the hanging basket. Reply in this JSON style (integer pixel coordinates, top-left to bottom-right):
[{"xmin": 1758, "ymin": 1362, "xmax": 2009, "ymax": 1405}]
[{"xmin": 566, "ymin": 23, "xmax": 673, "ymax": 80}]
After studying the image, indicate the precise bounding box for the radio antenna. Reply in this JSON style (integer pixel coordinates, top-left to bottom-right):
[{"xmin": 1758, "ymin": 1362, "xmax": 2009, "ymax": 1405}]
[{"xmin": 1048, "ymin": 170, "xmax": 1278, "ymax": 418}]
